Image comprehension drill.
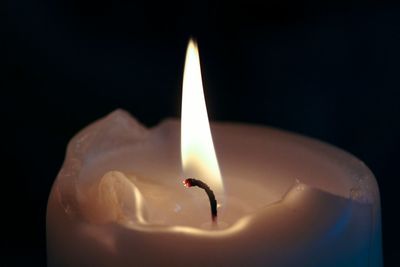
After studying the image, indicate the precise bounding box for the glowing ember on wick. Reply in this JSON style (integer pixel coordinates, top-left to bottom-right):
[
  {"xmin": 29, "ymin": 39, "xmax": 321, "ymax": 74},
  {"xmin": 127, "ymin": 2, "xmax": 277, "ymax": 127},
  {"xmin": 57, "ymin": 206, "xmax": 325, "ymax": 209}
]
[{"xmin": 183, "ymin": 178, "xmax": 218, "ymax": 222}]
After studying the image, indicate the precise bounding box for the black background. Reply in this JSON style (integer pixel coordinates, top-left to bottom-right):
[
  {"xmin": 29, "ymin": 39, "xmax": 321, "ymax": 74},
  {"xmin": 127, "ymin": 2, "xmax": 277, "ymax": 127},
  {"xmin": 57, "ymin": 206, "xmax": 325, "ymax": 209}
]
[{"xmin": 3, "ymin": 0, "xmax": 399, "ymax": 266}]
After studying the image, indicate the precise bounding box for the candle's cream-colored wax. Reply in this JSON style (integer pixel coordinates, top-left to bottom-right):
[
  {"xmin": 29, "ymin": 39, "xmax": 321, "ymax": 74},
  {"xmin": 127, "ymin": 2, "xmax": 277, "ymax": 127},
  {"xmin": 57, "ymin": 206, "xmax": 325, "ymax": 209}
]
[{"xmin": 47, "ymin": 109, "xmax": 382, "ymax": 267}]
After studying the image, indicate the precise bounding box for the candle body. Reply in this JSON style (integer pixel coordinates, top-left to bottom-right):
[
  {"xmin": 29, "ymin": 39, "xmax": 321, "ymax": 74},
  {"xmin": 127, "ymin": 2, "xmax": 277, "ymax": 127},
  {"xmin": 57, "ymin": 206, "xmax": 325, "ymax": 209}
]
[{"xmin": 47, "ymin": 110, "xmax": 382, "ymax": 266}]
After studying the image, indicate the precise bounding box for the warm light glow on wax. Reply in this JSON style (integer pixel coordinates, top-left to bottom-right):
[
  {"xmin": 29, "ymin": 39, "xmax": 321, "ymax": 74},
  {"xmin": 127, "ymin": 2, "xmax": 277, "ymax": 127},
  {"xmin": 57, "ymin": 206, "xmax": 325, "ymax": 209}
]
[{"xmin": 181, "ymin": 39, "xmax": 224, "ymax": 195}]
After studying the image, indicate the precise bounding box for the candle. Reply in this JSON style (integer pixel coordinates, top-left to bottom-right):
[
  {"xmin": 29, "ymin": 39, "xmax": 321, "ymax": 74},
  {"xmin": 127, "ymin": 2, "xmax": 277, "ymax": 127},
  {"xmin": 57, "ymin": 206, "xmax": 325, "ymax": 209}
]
[{"xmin": 47, "ymin": 39, "xmax": 382, "ymax": 266}]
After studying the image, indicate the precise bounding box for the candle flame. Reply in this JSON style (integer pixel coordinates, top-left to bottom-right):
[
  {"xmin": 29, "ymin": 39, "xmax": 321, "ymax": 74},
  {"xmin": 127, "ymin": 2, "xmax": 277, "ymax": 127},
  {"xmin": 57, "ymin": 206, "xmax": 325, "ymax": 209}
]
[{"xmin": 181, "ymin": 39, "xmax": 224, "ymax": 195}]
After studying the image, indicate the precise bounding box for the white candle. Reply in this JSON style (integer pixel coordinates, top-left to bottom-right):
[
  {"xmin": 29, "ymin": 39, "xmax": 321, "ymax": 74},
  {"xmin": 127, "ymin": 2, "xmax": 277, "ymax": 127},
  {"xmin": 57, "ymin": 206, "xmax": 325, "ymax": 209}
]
[{"xmin": 47, "ymin": 40, "xmax": 382, "ymax": 266}]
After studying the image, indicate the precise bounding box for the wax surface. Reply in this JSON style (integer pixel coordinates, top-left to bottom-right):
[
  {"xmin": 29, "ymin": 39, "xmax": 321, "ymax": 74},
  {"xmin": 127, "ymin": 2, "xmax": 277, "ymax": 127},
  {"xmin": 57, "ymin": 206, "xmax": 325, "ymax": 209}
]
[{"xmin": 47, "ymin": 109, "xmax": 382, "ymax": 266}]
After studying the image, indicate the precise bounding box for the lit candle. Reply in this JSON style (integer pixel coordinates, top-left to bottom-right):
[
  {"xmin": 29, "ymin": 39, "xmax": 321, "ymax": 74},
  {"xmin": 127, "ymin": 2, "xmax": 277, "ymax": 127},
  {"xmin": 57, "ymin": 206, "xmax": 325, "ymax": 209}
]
[{"xmin": 47, "ymin": 39, "xmax": 382, "ymax": 266}]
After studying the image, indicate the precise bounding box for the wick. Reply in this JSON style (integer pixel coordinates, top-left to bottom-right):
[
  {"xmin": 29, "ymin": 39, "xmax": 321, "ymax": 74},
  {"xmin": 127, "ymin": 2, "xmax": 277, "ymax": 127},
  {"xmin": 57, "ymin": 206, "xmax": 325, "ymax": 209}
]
[{"xmin": 183, "ymin": 178, "xmax": 217, "ymax": 223}]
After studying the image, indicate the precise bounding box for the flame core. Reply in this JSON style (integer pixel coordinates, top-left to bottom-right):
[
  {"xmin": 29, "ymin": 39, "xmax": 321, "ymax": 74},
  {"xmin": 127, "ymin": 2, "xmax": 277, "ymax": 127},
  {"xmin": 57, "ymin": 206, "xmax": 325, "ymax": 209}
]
[{"xmin": 180, "ymin": 39, "xmax": 224, "ymax": 195}]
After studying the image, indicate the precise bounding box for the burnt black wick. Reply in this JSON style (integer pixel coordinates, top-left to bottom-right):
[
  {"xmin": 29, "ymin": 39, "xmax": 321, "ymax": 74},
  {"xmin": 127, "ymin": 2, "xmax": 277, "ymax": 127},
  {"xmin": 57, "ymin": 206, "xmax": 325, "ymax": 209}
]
[{"xmin": 183, "ymin": 178, "xmax": 218, "ymax": 222}]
